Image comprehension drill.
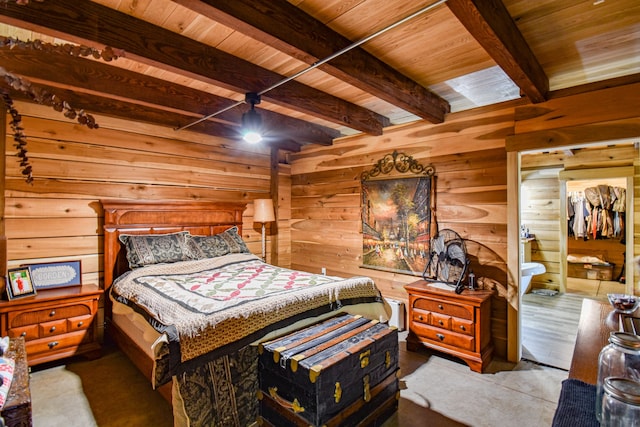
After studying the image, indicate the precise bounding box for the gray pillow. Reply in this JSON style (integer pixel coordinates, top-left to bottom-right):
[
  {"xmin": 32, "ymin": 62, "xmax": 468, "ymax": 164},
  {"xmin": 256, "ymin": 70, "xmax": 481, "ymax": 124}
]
[
  {"xmin": 188, "ymin": 226, "xmax": 250, "ymax": 259},
  {"xmin": 119, "ymin": 231, "xmax": 195, "ymax": 268}
]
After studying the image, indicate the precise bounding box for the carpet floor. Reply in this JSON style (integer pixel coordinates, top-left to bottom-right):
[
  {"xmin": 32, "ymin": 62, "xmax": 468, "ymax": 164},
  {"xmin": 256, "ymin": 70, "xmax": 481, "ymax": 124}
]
[
  {"xmin": 29, "ymin": 344, "xmax": 172, "ymax": 427},
  {"xmin": 28, "ymin": 332, "xmax": 567, "ymax": 427}
]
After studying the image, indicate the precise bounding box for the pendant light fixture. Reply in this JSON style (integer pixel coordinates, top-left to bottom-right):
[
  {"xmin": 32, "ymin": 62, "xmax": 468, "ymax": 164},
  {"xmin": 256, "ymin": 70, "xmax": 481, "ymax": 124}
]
[{"xmin": 242, "ymin": 92, "xmax": 262, "ymax": 143}]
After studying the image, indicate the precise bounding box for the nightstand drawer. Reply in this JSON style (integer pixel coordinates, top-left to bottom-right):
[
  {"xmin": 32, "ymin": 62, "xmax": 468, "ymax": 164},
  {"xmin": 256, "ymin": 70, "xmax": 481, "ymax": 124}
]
[
  {"xmin": 452, "ymin": 318, "xmax": 474, "ymax": 336},
  {"xmin": 411, "ymin": 308, "xmax": 431, "ymax": 324},
  {"xmin": 412, "ymin": 297, "xmax": 473, "ymax": 320},
  {"xmin": 39, "ymin": 319, "xmax": 67, "ymax": 337},
  {"xmin": 431, "ymin": 312, "xmax": 451, "ymax": 330},
  {"xmin": 410, "ymin": 322, "xmax": 475, "ymax": 351},
  {"xmin": 67, "ymin": 314, "xmax": 93, "ymax": 332},
  {"xmin": 7, "ymin": 325, "xmax": 39, "ymax": 341},
  {"xmin": 26, "ymin": 330, "xmax": 88, "ymax": 355}
]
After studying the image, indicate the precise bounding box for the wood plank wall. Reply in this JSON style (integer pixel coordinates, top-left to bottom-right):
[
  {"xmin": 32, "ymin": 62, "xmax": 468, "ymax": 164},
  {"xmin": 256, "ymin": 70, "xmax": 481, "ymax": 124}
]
[
  {"xmin": 289, "ymin": 103, "xmax": 519, "ymax": 359},
  {"xmin": 3, "ymin": 101, "xmax": 279, "ymax": 337}
]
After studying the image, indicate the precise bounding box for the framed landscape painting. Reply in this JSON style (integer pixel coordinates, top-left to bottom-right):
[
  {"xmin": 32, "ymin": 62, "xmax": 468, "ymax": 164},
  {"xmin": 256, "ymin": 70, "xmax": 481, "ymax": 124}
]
[{"xmin": 361, "ymin": 151, "xmax": 435, "ymax": 276}]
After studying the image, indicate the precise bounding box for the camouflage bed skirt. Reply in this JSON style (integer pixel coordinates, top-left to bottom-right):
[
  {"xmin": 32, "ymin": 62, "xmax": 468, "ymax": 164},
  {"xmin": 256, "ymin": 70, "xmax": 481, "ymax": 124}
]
[{"xmin": 174, "ymin": 345, "xmax": 259, "ymax": 427}]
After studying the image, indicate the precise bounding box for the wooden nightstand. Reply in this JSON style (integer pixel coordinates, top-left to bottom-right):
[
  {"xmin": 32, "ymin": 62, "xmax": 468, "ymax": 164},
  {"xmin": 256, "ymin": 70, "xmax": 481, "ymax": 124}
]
[
  {"xmin": 405, "ymin": 280, "xmax": 493, "ymax": 373},
  {"xmin": 0, "ymin": 284, "xmax": 102, "ymax": 366}
]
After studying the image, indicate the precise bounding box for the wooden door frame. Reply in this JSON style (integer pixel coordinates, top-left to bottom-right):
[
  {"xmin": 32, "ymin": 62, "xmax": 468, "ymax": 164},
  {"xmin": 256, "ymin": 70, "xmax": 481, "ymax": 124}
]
[{"xmin": 507, "ymin": 151, "xmax": 521, "ymax": 362}]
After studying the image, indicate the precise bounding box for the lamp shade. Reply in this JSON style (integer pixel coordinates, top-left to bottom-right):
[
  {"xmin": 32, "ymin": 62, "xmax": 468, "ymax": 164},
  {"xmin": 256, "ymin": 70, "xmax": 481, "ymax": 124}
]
[
  {"xmin": 254, "ymin": 199, "xmax": 275, "ymax": 223},
  {"xmin": 242, "ymin": 92, "xmax": 262, "ymax": 143}
]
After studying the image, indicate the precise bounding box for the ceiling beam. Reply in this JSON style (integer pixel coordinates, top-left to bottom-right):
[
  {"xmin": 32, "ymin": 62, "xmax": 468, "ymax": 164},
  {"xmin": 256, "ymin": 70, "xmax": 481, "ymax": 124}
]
[
  {"xmin": 0, "ymin": 49, "xmax": 338, "ymax": 146},
  {"xmin": 172, "ymin": 0, "xmax": 450, "ymax": 123},
  {"xmin": 446, "ymin": 0, "xmax": 548, "ymax": 103},
  {"xmin": 0, "ymin": 0, "xmax": 389, "ymax": 135}
]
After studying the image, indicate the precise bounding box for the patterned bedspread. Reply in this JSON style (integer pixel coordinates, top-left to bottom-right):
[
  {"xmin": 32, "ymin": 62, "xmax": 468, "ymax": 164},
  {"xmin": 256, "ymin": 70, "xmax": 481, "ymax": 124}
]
[{"xmin": 110, "ymin": 253, "xmax": 386, "ymax": 377}]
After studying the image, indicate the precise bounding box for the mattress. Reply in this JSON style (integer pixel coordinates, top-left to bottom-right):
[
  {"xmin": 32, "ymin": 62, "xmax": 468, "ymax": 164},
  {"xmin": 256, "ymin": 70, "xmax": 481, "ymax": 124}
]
[{"xmin": 111, "ymin": 298, "xmax": 163, "ymax": 360}]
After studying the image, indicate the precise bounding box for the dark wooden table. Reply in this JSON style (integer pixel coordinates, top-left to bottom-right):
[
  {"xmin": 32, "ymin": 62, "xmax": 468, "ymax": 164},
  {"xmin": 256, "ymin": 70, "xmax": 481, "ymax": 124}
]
[{"xmin": 568, "ymin": 298, "xmax": 619, "ymax": 384}]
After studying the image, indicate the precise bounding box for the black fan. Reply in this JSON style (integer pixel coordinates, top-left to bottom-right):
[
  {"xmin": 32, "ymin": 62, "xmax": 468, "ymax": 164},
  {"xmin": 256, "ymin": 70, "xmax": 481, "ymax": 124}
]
[{"xmin": 422, "ymin": 229, "xmax": 470, "ymax": 294}]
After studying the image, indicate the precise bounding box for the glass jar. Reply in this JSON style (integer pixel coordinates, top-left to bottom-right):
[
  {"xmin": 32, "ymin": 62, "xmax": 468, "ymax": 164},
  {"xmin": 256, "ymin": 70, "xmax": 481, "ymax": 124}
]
[
  {"xmin": 596, "ymin": 332, "xmax": 640, "ymax": 422},
  {"xmin": 601, "ymin": 377, "xmax": 640, "ymax": 426}
]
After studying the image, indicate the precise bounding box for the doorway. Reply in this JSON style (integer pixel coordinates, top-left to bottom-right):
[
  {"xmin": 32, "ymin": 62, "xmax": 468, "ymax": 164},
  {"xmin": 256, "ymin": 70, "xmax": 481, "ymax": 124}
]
[{"xmin": 518, "ymin": 146, "xmax": 636, "ymax": 370}]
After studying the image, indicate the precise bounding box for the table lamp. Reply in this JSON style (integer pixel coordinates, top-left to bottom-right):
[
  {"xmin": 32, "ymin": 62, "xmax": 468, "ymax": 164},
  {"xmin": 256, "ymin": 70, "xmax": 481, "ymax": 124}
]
[{"xmin": 254, "ymin": 199, "xmax": 275, "ymax": 261}]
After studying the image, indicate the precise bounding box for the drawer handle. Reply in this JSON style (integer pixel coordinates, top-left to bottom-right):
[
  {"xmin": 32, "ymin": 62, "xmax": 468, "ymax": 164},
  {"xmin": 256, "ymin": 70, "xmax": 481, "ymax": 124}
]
[
  {"xmin": 49, "ymin": 310, "xmax": 56, "ymax": 317},
  {"xmin": 438, "ymin": 320, "xmax": 444, "ymax": 326},
  {"xmin": 418, "ymin": 315, "xmax": 423, "ymax": 321},
  {"xmin": 460, "ymin": 325, "xmax": 466, "ymax": 331},
  {"xmin": 48, "ymin": 341, "xmax": 59, "ymax": 349},
  {"xmin": 20, "ymin": 332, "xmax": 26, "ymax": 337},
  {"xmin": 438, "ymin": 304, "xmax": 444, "ymax": 310},
  {"xmin": 436, "ymin": 333, "xmax": 445, "ymax": 341},
  {"xmin": 49, "ymin": 326, "xmax": 56, "ymax": 333},
  {"xmin": 77, "ymin": 321, "xmax": 84, "ymax": 327}
]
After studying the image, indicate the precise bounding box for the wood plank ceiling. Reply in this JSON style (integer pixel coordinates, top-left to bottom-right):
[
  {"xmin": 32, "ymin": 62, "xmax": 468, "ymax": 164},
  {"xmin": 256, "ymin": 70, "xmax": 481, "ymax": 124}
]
[{"xmin": 1, "ymin": 0, "xmax": 639, "ymax": 151}]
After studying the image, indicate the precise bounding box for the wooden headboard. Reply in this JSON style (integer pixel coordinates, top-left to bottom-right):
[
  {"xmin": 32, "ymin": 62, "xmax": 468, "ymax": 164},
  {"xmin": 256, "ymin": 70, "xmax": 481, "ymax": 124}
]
[{"xmin": 100, "ymin": 199, "xmax": 247, "ymax": 293}]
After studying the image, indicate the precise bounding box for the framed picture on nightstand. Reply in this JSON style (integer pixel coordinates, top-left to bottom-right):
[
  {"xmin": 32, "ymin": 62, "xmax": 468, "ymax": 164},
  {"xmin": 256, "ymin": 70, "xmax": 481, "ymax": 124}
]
[{"xmin": 6, "ymin": 267, "xmax": 37, "ymax": 300}]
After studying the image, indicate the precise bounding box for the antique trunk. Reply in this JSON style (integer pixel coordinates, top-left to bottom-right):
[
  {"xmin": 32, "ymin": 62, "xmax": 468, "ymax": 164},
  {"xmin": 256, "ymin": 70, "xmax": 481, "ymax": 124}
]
[
  {"xmin": 567, "ymin": 261, "xmax": 614, "ymax": 281},
  {"xmin": 258, "ymin": 313, "xmax": 399, "ymax": 427}
]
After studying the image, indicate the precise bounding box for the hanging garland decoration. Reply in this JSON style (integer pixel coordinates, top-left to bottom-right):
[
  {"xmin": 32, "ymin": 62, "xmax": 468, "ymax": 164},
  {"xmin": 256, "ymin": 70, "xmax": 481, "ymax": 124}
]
[
  {"xmin": 0, "ymin": 32, "xmax": 123, "ymax": 183},
  {"xmin": 1, "ymin": 66, "xmax": 100, "ymax": 128},
  {"xmin": 0, "ymin": 37, "xmax": 121, "ymax": 63},
  {"xmin": 1, "ymin": 92, "xmax": 31, "ymax": 183}
]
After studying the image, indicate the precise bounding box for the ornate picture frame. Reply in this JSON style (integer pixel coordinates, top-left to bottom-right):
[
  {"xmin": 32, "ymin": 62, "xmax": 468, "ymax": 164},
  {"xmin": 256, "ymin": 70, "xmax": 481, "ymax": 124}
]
[{"xmin": 361, "ymin": 151, "xmax": 436, "ymax": 276}]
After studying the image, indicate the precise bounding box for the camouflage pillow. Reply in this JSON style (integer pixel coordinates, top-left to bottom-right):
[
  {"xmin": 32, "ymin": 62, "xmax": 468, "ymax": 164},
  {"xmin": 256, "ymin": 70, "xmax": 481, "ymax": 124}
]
[
  {"xmin": 119, "ymin": 231, "xmax": 196, "ymax": 268},
  {"xmin": 188, "ymin": 226, "xmax": 250, "ymax": 259}
]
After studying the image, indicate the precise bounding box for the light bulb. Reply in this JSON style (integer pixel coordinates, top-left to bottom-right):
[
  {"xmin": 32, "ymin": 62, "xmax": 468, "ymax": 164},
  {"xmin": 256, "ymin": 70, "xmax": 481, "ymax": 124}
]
[{"xmin": 243, "ymin": 131, "xmax": 262, "ymax": 143}]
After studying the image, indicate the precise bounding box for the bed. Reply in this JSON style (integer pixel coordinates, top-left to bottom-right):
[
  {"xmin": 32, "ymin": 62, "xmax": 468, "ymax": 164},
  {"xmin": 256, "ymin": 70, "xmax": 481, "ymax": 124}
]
[{"xmin": 100, "ymin": 199, "xmax": 390, "ymax": 426}]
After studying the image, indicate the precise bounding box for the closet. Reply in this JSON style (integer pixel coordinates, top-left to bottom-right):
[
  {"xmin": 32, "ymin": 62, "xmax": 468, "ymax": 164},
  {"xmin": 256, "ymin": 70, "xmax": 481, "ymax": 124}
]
[{"xmin": 566, "ymin": 177, "xmax": 627, "ymax": 282}]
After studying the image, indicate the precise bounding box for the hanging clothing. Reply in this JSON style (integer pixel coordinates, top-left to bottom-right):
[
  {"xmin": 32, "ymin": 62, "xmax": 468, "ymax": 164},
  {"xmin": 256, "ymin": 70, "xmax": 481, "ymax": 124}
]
[
  {"xmin": 572, "ymin": 185, "xmax": 624, "ymax": 240},
  {"xmin": 612, "ymin": 187, "xmax": 626, "ymax": 212},
  {"xmin": 567, "ymin": 195, "xmax": 575, "ymax": 237},
  {"xmin": 570, "ymin": 192, "xmax": 588, "ymax": 239}
]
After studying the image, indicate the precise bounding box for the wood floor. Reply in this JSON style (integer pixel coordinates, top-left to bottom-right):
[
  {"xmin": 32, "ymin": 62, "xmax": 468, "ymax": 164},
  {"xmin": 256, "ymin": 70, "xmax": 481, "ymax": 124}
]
[{"xmin": 521, "ymin": 277, "xmax": 624, "ymax": 370}]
